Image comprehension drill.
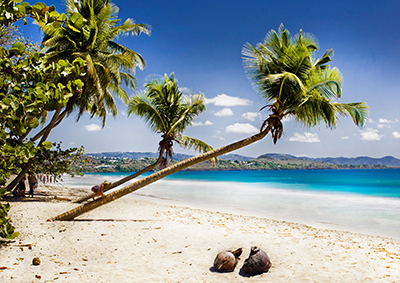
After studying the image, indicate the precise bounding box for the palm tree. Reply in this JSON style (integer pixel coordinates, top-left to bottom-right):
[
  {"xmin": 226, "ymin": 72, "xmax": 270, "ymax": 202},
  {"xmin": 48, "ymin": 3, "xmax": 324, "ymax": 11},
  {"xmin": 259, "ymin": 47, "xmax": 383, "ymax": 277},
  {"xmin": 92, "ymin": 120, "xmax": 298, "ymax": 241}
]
[
  {"xmin": 52, "ymin": 25, "xmax": 369, "ymax": 221},
  {"xmin": 6, "ymin": 0, "xmax": 150, "ymax": 191},
  {"xmin": 74, "ymin": 73, "xmax": 215, "ymax": 203},
  {"xmin": 241, "ymin": 24, "xmax": 368, "ymax": 139},
  {"xmin": 128, "ymin": 73, "xmax": 215, "ymax": 166},
  {"xmin": 41, "ymin": 0, "xmax": 151, "ymax": 126}
]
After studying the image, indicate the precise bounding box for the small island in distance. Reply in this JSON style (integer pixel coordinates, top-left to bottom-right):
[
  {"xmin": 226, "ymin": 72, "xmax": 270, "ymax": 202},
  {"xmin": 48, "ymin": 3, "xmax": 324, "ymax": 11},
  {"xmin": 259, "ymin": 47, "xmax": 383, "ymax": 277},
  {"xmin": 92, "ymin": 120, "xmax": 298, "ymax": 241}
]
[{"xmin": 71, "ymin": 152, "xmax": 400, "ymax": 173}]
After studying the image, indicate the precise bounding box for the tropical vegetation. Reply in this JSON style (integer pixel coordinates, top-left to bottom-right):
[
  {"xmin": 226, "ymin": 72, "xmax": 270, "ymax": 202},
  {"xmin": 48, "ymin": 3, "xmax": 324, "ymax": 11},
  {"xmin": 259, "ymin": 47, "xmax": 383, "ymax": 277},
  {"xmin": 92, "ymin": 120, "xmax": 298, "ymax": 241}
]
[
  {"xmin": 40, "ymin": 0, "xmax": 151, "ymax": 125},
  {"xmin": 0, "ymin": 0, "xmax": 148, "ymax": 237},
  {"xmin": 0, "ymin": 0, "xmax": 85, "ymax": 238},
  {"xmin": 74, "ymin": 73, "xmax": 214, "ymax": 203},
  {"xmin": 53, "ymin": 24, "xmax": 369, "ymax": 221},
  {"xmin": 3, "ymin": 0, "xmax": 150, "ymax": 191}
]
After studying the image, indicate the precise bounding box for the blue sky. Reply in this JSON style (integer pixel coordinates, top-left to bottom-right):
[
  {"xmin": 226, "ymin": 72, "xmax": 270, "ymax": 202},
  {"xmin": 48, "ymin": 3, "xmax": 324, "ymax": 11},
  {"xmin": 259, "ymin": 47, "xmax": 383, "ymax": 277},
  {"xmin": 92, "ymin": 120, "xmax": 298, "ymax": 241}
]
[{"xmin": 22, "ymin": 0, "xmax": 400, "ymax": 158}]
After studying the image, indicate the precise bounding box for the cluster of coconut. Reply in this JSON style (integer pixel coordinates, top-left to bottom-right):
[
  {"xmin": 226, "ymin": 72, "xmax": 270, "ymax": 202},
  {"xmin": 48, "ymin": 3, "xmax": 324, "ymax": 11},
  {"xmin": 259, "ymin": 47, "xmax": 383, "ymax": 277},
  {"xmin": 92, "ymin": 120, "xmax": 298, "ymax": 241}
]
[{"xmin": 213, "ymin": 246, "xmax": 271, "ymax": 275}]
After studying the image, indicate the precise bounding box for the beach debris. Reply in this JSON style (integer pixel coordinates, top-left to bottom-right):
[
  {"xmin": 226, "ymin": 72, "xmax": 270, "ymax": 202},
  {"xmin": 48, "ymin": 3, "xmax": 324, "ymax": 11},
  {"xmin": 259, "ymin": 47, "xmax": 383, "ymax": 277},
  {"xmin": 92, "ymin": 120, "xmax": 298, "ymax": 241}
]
[
  {"xmin": 242, "ymin": 246, "xmax": 271, "ymax": 275},
  {"xmin": 35, "ymin": 275, "xmax": 41, "ymax": 279},
  {"xmin": 213, "ymin": 248, "xmax": 243, "ymax": 272},
  {"xmin": 32, "ymin": 257, "xmax": 41, "ymax": 266}
]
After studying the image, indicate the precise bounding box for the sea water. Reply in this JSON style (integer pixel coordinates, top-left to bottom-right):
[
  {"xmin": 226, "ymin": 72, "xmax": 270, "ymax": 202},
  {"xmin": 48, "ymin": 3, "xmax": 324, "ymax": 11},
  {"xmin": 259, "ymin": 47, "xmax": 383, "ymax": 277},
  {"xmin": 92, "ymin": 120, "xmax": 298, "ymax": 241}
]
[{"xmin": 60, "ymin": 169, "xmax": 400, "ymax": 239}]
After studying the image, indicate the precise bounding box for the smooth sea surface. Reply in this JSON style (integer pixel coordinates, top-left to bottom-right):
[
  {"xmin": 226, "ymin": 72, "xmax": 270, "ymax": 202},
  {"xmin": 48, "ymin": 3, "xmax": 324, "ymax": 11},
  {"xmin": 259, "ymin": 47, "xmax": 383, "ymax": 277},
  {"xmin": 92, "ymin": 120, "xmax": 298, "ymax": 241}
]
[{"xmin": 60, "ymin": 168, "xmax": 400, "ymax": 239}]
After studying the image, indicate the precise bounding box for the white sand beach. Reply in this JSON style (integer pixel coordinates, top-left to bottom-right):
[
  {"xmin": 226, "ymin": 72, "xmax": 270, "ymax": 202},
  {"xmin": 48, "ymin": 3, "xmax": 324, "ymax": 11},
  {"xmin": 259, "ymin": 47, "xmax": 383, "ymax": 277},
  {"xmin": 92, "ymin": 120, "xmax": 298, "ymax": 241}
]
[{"xmin": 1, "ymin": 185, "xmax": 399, "ymax": 282}]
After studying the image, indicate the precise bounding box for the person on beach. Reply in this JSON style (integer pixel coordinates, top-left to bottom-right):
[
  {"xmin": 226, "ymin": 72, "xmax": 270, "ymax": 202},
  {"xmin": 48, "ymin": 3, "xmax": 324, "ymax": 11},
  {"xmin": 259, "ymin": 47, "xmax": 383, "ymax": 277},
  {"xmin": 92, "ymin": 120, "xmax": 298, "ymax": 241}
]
[
  {"xmin": 28, "ymin": 173, "xmax": 38, "ymax": 197},
  {"xmin": 12, "ymin": 176, "xmax": 26, "ymax": 197},
  {"xmin": 91, "ymin": 184, "xmax": 105, "ymax": 200}
]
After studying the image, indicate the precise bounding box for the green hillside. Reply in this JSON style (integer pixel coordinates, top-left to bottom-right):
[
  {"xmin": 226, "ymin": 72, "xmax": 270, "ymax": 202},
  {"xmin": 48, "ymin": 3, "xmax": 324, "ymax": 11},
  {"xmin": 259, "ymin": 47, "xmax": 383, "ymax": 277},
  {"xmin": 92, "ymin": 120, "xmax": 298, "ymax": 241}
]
[{"xmin": 71, "ymin": 155, "xmax": 387, "ymax": 173}]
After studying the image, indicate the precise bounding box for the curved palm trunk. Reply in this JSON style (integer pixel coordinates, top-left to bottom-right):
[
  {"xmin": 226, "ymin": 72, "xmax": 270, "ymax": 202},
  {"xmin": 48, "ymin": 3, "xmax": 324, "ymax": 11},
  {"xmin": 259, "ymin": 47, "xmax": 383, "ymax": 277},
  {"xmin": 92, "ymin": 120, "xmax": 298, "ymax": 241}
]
[
  {"xmin": 73, "ymin": 149, "xmax": 166, "ymax": 203},
  {"xmin": 31, "ymin": 109, "xmax": 68, "ymax": 142},
  {"xmin": 52, "ymin": 129, "xmax": 269, "ymax": 221},
  {"xmin": 6, "ymin": 108, "xmax": 62, "ymax": 191}
]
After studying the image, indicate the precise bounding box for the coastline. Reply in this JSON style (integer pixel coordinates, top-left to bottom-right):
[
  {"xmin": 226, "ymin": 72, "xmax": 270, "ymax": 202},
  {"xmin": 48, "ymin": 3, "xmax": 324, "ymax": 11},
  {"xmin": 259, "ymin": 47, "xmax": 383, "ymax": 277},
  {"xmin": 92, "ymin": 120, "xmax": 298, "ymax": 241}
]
[{"xmin": 1, "ymin": 184, "xmax": 399, "ymax": 282}]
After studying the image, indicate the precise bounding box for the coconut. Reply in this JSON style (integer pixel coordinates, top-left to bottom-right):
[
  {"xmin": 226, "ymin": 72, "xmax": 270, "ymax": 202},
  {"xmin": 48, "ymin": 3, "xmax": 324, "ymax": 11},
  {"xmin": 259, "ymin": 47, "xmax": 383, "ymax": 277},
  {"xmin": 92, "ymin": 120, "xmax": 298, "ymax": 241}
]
[
  {"xmin": 213, "ymin": 248, "xmax": 243, "ymax": 272},
  {"xmin": 242, "ymin": 246, "xmax": 271, "ymax": 275}
]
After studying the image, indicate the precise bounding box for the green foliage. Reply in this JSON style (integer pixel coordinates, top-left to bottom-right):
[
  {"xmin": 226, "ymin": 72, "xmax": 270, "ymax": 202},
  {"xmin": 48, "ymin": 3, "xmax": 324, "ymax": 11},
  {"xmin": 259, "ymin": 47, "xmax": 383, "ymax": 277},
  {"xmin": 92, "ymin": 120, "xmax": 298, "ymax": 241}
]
[
  {"xmin": 0, "ymin": 188, "xmax": 19, "ymax": 239},
  {"xmin": 128, "ymin": 73, "xmax": 215, "ymax": 165},
  {"xmin": 0, "ymin": 43, "xmax": 85, "ymax": 185},
  {"xmin": 242, "ymin": 24, "xmax": 369, "ymax": 144},
  {"xmin": 0, "ymin": 24, "xmax": 19, "ymax": 46},
  {"xmin": 0, "ymin": 1, "xmax": 87, "ymax": 186},
  {"xmin": 41, "ymin": 0, "xmax": 151, "ymax": 125},
  {"xmin": 0, "ymin": 0, "xmax": 59, "ymax": 27},
  {"xmin": 32, "ymin": 142, "xmax": 86, "ymax": 179}
]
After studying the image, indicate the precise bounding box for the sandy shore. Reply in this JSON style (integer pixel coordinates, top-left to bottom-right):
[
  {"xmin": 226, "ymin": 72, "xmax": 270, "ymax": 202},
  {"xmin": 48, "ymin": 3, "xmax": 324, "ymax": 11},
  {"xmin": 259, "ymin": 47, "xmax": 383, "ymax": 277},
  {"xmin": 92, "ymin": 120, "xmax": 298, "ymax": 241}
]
[{"xmin": 1, "ymin": 185, "xmax": 399, "ymax": 282}]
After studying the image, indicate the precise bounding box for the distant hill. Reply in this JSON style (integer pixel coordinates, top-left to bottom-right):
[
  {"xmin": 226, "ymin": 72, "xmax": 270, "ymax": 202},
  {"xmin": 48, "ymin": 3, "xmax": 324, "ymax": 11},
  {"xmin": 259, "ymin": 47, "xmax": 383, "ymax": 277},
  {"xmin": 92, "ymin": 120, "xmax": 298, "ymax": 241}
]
[
  {"xmin": 219, "ymin": 154, "xmax": 254, "ymax": 162},
  {"xmin": 258, "ymin": 153, "xmax": 298, "ymax": 160},
  {"xmin": 304, "ymin": 156, "xmax": 400, "ymax": 166},
  {"xmin": 86, "ymin": 152, "xmax": 400, "ymax": 167},
  {"xmin": 86, "ymin": 151, "xmax": 193, "ymax": 161},
  {"xmin": 259, "ymin": 153, "xmax": 400, "ymax": 167}
]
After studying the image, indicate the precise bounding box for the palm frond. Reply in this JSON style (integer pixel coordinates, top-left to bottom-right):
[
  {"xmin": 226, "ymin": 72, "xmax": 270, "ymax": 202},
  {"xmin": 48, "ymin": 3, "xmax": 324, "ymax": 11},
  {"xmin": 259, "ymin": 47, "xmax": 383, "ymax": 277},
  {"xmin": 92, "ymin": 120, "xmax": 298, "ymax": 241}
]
[
  {"xmin": 243, "ymin": 24, "xmax": 369, "ymax": 133},
  {"xmin": 333, "ymin": 102, "xmax": 369, "ymax": 127},
  {"xmin": 168, "ymin": 93, "xmax": 206, "ymax": 135},
  {"xmin": 178, "ymin": 135, "xmax": 217, "ymax": 163},
  {"xmin": 127, "ymin": 95, "xmax": 167, "ymax": 133},
  {"xmin": 38, "ymin": 0, "xmax": 149, "ymax": 124},
  {"xmin": 307, "ymin": 67, "xmax": 342, "ymax": 99}
]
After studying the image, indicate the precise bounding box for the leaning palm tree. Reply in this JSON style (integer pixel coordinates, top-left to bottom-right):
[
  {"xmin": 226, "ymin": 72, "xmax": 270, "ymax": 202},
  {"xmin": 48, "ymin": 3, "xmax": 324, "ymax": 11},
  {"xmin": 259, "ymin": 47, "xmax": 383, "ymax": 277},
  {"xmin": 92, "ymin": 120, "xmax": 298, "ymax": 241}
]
[
  {"xmin": 6, "ymin": 0, "xmax": 150, "ymax": 191},
  {"xmin": 41, "ymin": 0, "xmax": 151, "ymax": 126},
  {"xmin": 53, "ymin": 24, "xmax": 369, "ymax": 221},
  {"xmin": 74, "ymin": 73, "xmax": 215, "ymax": 203}
]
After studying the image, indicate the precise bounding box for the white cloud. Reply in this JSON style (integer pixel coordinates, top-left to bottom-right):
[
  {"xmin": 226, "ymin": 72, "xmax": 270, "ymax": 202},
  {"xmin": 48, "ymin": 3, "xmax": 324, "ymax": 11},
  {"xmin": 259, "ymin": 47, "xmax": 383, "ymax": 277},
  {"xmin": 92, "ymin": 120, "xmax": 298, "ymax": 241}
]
[
  {"xmin": 289, "ymin": 132, "xmax": 320, "ymax": 143},
  {"xmin": 226, "ymin": 123, "xmax": 259, "ymax": 134},
  {"xmin": 378, "ymin": 118, "xmax": 398, "ymax": 124},
  {"xmin": 120, "ymin": 111, "xmax": 127, "ymax": 117},
  {"xmin": 215, "ymin": 108, "xmax": 233, "ymax": 117},
  {"xmin": 360, "ymin": 128, "xmax": 382, "ymax": 141},
  {"xmin": 192, "ymin": 120, "xmax": 214, "ymax": 126},
  {"xmin": 205, "ymin": 94, "xmax": 252, "ymax": 107},
  {"xmin": 212, "ymin": 130, "xmax": 225, "ymax": 141},
  {"xmin": 282, "ymin": 116, "xmax": 293, "ymax": 123},
  {"xmin": 377, "ymin": 124, "xmax": 390, "ymax": 128},
  {"xmin": 212, "ymin": 135, "xmax": 226, "ymax": 141},
  {"xmin": 242, "ymin": 112, "xmax": 261, "ymax": 121},
  {"xmin": 393, "ymin": 131, "xmax": 400, "ymax": 139},
  {"xmin": 84, "ymin": 124, "xmax": 102, "ymax": 132},
  {"xmin": 179, "ymin": 87, "xmax": 191, "ymax": 94},
  {"xmin": 377, "ymin": 118, "xmax": 399, "ymax": 128},
  {"xmin": 341, "ymin": 136, "xmax": 349, "ymax": 140},
  {"xmin": 69, "ymin": 141, "xmax": 76, "ymax": 145}
]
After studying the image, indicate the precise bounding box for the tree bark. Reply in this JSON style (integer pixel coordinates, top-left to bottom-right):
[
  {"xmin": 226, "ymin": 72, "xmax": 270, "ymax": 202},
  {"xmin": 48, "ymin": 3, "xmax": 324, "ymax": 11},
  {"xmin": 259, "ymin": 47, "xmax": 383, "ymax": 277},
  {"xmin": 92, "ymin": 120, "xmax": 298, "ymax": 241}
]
[
  {"xmin": 31, "ymin": 109, "xmax": 68, "ymax": 142},
  {"xmin": 72, "ymin": 149, "xmax": 166, "ymax": 203},
  {"xmin": 51, "ymin": 129, "xmax": 269, "ymax": 221},
  {"xmin": 6, "ymin": 108, "xmax": 62, "ymax": 191}
]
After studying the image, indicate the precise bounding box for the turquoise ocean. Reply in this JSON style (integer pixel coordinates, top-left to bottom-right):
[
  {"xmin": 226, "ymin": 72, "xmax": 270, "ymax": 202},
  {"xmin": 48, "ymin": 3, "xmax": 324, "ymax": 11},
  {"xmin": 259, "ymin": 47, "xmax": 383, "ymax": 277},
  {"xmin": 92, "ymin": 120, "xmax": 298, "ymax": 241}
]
[{"xmin": 60, "ymin": 168, "xmax": 400, "ymax": 239}]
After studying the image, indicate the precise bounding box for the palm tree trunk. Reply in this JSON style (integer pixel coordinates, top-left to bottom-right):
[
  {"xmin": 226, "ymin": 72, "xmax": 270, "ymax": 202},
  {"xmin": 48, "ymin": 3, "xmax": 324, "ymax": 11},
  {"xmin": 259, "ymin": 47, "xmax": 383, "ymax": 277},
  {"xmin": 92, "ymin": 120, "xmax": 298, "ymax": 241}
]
[
  {"xmin": 51, "ymin": 129, "xmax": 269, "ymax": 221},
  {"xmin": 6, "ymin": 108, "xmax": 62, "ymax": 191},
  {"xmin": 72, "ymin": 149, "xmax": 166, "ymax": 203},
  {"xmin": 31, "ymin": 109, "xmax": 68, "ymax": 142}
]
